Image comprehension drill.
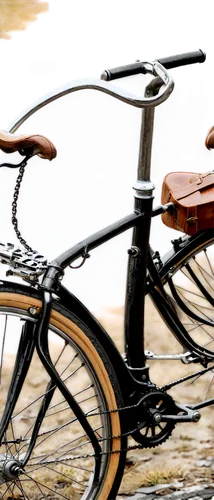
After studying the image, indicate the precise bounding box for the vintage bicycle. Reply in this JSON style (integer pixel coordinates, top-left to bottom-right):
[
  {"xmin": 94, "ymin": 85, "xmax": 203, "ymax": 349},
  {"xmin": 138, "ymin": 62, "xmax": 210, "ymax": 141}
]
[{"xmin": 0, "ymin": 49, "xmax": 213, "ymax": 499}]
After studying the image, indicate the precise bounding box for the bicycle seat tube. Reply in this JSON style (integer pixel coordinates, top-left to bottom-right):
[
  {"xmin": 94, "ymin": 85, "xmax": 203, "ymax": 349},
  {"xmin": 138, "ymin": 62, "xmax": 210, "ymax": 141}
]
[{"xmin": 124, "ymin": 79, "xmax": 162, "ymax": 377}]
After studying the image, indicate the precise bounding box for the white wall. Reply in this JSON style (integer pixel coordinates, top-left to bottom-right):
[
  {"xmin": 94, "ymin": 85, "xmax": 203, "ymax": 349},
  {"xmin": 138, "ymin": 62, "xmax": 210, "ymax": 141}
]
[{"xmin": 2, "ymin": 49, "xmax": 212, "ymax": 307}]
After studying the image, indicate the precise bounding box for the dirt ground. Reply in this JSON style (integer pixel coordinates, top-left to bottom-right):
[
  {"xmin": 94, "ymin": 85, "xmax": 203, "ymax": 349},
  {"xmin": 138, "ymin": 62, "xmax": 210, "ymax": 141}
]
[{"xmin": 96, "ymin": 298, "xmax": 214, "ymax": 496}]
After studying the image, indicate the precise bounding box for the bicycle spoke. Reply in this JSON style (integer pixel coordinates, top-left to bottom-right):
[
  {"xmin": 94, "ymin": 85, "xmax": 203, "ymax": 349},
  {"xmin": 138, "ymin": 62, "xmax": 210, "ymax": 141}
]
[
  {"xmin": 47, "ymin": 384, "xmax": 94, "ymax": 414},
  {"xmin": 29, "ymin": 402, "xmax": 94, "ymax": 461},
  {"xmin": 24, "ymin": 471, "xmax": 53, "ymax": 498},
  {"xmin": 28, "ymin": 433, "xmax": 92, "ymax": 465},
  {"xmin": 178, "ymin": 275, "xmax": 206, "ymax": 299},
  {"xmin": 37, "ymin": 386, "xmax": 96, "ymax": 422},
  {"xmin": 176, "ymin": 286, "xmax": 213, "ymax": 316},
  {"xmin": 44, "ymin": 464, "xmax": 86, "ymax": 487},
  {"xmin": 45, "ymin": 391, "xmax": 97, "ymax": 419},
  {"xmin": 196, "ymin": 261, "xmax": 214, "ymax": 289},
  {"xmin": 21, "ymin": 470, "xmax": 71, "ymax": 500},
  {"xmin": 16, "ymin": 414, "xmax": 80, "ymax": 457},
  {"xmin": 0, "ymin": 481, "xmax": 14, "ymax": 499},
  {"xmin": 11, "ymin": 421, "xmax": 19, "ymax": 456},
  {"xmin": 203, "ymin": 372, "xmax": 214, "ymax": 400},
  {"xmin": 11, "ymin": 372, "xmax": 96, "ymax": 458},
  {"xmin": 16, "ymin": 477, "xmax": 31, "ymax": 500},
  {"xmin": 173, "ymin": 285, "xmax": 214, "ymax": 347},
  {"xmin": 7, "ymin": 482, "xmax": 16, "ymax": 499},
  {"xmin": 28, "ymin": 459, "xmax": 93, "ymax": 474},
  {"xmin": 36, "ymin": 435, "xmax": 93, "ymax": 465},
  {"xmin": 11, "ymin": 353, "xmax": 80, "ymax": 424},
  {"xmin": 203, "ymin": 338, "xmax": 214, "ymax": 348},
  {"xmin": 205, "ymin": 250, "xmax": 214, "ymax": 277},
  {"xmin": 184, "ymin": 318, "xmax": 214, "ymax": 343}
]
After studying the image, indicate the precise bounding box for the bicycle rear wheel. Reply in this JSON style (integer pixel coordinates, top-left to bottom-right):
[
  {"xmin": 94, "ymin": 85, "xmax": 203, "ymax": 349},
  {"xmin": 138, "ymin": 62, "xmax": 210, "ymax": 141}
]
[
  {"xmin": 0, "ymin": 285, "xmax": 126, "ymax": 500},
  {"xmin": 160, "ymin": 230, "xmax": 214, "ymax": 357}
]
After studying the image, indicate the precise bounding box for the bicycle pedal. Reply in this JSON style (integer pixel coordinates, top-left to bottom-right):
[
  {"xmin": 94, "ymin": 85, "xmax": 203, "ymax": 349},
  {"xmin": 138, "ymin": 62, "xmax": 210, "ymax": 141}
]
[
  {"xmin": 0, "ymin": 242, "xmax": 48, "ymax": 271},
  {"xmin": 0, "ymin": 242, "xmax": 47, "ymax": 281}
]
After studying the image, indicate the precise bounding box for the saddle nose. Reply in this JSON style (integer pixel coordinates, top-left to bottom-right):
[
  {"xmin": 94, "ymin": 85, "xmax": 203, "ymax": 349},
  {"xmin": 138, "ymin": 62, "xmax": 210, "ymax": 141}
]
[
  {"xmin": 203, "ymin": 125, "xmax": 214, "ymax": 151},
  {"xmin": 0, "ymin": 130, "xmax": 57, "ymax": 160}
]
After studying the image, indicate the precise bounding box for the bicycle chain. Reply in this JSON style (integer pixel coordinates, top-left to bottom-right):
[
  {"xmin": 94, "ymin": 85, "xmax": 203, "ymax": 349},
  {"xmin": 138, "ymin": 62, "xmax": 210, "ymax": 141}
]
[
  {"xmin": 2, "ymin": 402, "xmax": 145, "ymax": 463},
  {"xmin": 4, "ymin": 394, "xmax": 175, "ymax": 465},
  {"xmin": 11, "ymin": 160, "xmax": 34, "ymax": 253}
]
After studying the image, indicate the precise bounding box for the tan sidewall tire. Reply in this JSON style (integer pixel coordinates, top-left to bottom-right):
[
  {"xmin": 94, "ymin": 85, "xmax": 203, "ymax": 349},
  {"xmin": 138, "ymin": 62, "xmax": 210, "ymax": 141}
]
[{"xmin": 0, "ymin": 292, "xmax": 123, "ymax": 500}]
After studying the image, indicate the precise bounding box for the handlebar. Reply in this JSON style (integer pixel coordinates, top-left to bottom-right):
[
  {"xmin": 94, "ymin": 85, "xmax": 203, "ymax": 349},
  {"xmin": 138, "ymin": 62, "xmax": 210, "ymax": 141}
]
[
  {"xmin": 100, "ymin": 61, "xmax": 174, "ymax": 107},
  {"xmin": 101, "ymin": 50, "xmax": 206, "ymax": 81}
]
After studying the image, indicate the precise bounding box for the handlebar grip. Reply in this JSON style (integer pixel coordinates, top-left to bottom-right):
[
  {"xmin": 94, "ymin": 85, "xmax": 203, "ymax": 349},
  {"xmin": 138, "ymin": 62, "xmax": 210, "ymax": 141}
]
[
  {"xmin": 101, "ymin": 50, "xmax": 206, "ymax": 81},
  {"xmin": 157, "ymin": 48, "xmax": 208, "ymax": 70},
  {"xmin": 100, "ymin": 62, "xmax": 143, "ymax": 82}
]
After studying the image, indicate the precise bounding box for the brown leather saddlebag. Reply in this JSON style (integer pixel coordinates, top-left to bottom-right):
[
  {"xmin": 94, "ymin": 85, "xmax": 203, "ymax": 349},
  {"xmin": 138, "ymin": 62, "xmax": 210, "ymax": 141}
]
[{"xmin": 161, "ymin": 171, "xmax": 214, "ymax": 235}]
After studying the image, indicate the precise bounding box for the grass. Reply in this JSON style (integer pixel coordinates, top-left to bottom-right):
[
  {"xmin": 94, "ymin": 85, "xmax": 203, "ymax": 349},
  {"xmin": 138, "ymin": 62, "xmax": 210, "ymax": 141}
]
[{"xmin": 141, "ymin": 465, "xmax": 184, "ymax": 486}]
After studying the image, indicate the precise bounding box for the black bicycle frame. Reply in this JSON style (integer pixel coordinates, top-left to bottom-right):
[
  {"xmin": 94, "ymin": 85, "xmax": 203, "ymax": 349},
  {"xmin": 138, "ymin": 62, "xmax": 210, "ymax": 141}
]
[
  {"xmin": 42, "ymin": 208, "xmax": 152, "ymax": 381},
  {"xmin": 42, "ymin": 207, "xmax": 214, "ymax": 375}
]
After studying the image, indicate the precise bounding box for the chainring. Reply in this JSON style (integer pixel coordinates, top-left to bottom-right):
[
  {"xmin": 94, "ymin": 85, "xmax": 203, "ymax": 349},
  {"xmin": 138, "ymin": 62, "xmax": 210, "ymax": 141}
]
[{"xmin": 131, "ymin": 389, "xmax": 176, "ymax": 448}]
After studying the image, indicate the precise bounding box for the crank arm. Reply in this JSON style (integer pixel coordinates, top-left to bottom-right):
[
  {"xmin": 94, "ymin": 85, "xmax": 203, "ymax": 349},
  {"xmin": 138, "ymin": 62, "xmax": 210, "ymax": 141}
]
[{"xmin": 161, "ymin": 403, "xmax": 201, "ymax": 423}]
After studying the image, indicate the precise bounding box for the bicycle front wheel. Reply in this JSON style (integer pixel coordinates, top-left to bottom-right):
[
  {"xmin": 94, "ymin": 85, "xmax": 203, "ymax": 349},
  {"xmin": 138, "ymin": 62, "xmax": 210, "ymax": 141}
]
[{"xmin": 0, "ymin": 285, "xmax": 126, "ymax": 500}]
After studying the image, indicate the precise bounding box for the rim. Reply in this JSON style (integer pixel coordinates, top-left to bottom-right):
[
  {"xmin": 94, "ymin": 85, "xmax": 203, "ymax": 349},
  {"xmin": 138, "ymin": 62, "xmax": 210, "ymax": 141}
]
[{"xmin": 0, "ymin": 302, "xmax": 121, "ymax": 500}]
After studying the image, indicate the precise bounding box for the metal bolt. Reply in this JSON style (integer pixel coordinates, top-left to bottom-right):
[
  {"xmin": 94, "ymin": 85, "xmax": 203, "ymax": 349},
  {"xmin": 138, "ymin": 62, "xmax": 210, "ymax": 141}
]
[
  {"xmin": 192, "ymin": 411, "xmax": 201, "ymax": 422},
  {"xmin": 153, "ymin": 412, "xmax": 162, "ymax": 424},
  {"xmin": 127, "ymin": 246, "xmax": 140, "ymax": 257},
  {"xmin": 28, "ymin": 306, "xmax": 40, "ymax": 317}
]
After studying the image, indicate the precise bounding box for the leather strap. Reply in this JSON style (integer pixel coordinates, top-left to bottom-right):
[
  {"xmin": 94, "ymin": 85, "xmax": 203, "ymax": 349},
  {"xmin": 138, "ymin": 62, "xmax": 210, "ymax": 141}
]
[
  {"xmin": 205, "ymin": 126, "xmax": 214, "ymax": 149},
  {"xmin": 171, "ymin": 173, "xmax": 214, "ymax": 200}
]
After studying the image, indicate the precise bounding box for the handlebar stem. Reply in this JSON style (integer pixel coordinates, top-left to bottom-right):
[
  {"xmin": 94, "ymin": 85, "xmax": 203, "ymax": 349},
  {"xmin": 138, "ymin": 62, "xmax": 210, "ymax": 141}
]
[{"xmin": 133, "ymin": 78, "xmax": 163, "ymax": 197}]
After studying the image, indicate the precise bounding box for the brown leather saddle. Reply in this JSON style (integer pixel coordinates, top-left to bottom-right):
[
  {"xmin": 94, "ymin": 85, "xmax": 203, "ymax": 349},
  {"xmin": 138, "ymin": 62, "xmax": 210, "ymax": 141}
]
[{"xmin": 0, "ymin": 130, "xmax": 57, "ymax": 160}]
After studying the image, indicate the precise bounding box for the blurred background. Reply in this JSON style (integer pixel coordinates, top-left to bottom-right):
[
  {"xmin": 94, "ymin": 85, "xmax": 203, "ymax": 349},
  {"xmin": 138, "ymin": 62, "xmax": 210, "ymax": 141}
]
[{"xmin": 0, "ymin": 44, "xmax": 212, "ymax": 307}]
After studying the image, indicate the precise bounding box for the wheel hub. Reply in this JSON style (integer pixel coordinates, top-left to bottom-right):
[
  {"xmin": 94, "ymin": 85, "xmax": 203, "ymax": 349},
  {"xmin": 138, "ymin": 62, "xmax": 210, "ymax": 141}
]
[{"xmin": 0, "ymin": 454, "xmax": 22, "ymax": 483}]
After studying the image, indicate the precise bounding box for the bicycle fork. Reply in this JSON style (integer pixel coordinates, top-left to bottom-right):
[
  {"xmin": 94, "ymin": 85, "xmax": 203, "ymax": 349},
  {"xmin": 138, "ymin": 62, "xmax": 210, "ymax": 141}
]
[
  {"xmin": 0, "ymin": 289, "xmax": 103, "ymax": 486},
  {"xmin": 25, "ymin": 290, "xmax": 102, "ymax": 483}
]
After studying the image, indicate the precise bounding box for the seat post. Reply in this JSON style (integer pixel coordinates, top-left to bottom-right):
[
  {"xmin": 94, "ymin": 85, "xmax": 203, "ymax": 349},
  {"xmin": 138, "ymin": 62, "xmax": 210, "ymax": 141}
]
[{"xmin": 124, "ymin": 80, "xmax": 160, "ymax": 377}]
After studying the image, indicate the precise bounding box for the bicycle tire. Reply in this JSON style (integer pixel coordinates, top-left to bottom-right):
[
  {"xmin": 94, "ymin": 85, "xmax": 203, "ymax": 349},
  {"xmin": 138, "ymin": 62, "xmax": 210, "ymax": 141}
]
[
  {"xmin": 159, "ymin": 229, "xmax": 214, "ymax": 357},
  {"xmin": 0, "ymin": 284, "xmax": 126, "ymax": 500}
]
